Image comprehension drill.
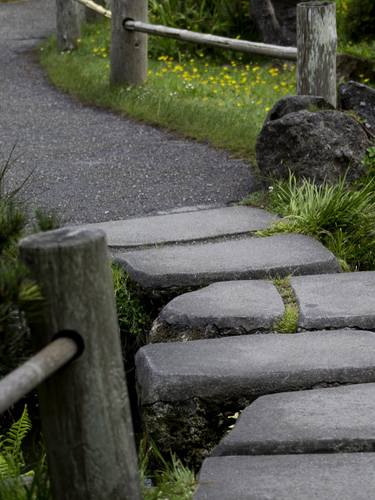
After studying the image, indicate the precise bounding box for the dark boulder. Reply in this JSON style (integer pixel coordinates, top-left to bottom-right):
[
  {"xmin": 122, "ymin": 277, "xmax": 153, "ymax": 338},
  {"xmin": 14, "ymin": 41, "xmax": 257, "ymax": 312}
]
[
  {"xmin": 339, "ymin": 81, "xmax": 375, "ymax": 132},
  {"xmin": 266, "ymin": 95, "xmax": 334, "ymax": 122},
  {"xmin": 256, "ymin": 107, "xmax": 371, "ymax": 184},
  {"xmin": 249, "ymin": 0, "xmax": 298, "ymax": 46}
]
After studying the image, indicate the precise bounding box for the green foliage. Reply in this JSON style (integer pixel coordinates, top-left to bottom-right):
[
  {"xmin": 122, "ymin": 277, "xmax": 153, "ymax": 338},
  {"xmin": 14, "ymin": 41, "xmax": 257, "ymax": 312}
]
[
  {"xmin": 341, "ymin": 0, "xmax": 375, "ymax": 42},
  {"xmin": 260, "ymin": 173, "xmax": 375, "ymax": 271},
  {"xmin": 0, "ymin": 406, "xmax": 32, "ymax": 479},
  {"xmin": 149, "ymin": 0, "xmax": 256, "ymax": 60},
  {"xmin": 0, "ymin": 407, "xmax": 50, "ymax": 500},
  {"xmin": 140, "ymin": 438, "xmax": 196, "ymax": 500},
  {"xmin": 112, "ymin": 264, "xmax": 151, "ymax": 338},
  {"xmin": 0, "ymin": 150, "xmax": 44, "ymax": 377},
  {"xmin": 112, "ymin": 265, "xmax": 152, "ymax": 368},
  {"xmin": 41, "ymin": 23, "xmax": 297, "ymax": 162},
  {"xmin": 362, "ymin": 146, "xmax": 375, "ymax": 173},
  {"xmin": 33, "ymin": 209, "xmax": 60, "ymax": 232},
  {"xmin": 272, "ymin": 277, "xmax": 298, "ymax": 333}
]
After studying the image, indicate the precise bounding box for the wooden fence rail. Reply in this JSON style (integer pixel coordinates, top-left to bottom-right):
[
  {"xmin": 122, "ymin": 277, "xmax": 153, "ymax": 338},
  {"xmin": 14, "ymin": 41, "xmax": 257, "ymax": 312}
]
[
  {"xmin": 65, "ymin": 0, "xmax": 337, "ymax": 107},
  {"xmin": 0, "ymin": 228, "xmax": 141, "ymax": 500},
  {"xmin": 0, "ymin": 336, "xmax": 77, "ymax": 414}
]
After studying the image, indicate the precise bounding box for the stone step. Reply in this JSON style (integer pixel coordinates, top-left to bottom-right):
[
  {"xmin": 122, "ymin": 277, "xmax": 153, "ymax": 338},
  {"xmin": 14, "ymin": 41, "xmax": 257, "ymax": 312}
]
[
  {"xmin": 135, "ymin": 330, "xmax": 375, "ymax": 465},
  {"xmin": 194, "ymin": 454, "xmax": 375, "ymax": 500},
  {"xmin": 291, "ymin": 271, "xmax": 375, "ymax": 330},
  {"xmin": 116, "ymin": 234, "xmax": 340, "ymax": 290},
  {"xmin": 82, "ymin": 205, "xmax": 278, "ymax": 249},
  {"xmin": 150, "ymin": 280, "xmax": 285, "ymax": 342},
  {"xmin": 213, "ymin": 383, "xmax": 375, "ymax": 457}
]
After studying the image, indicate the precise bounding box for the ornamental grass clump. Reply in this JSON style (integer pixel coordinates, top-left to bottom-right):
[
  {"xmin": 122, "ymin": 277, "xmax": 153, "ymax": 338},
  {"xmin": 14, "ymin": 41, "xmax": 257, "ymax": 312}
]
[{"xmin": 262, "ymin": 173, "xmax": 375, "ymax": 271}]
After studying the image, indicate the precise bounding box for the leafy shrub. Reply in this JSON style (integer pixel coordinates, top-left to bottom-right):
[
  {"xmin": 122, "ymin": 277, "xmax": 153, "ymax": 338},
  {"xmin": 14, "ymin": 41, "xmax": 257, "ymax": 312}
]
[
  {"xmin": 260, "ymin": 173, "xmax": 375, "ymax": 271},
  {"xmin": 148, "ymin": 0, "xmax": 256, "ymax": 59},
  {"xmin": 342, "ymin": 0, "xmax": 375, "ymax": 42}
]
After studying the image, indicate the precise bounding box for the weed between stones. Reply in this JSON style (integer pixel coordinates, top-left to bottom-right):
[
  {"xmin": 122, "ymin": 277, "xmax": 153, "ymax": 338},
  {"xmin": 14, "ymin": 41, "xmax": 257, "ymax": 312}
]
[{"xmin": 272, "ymin": 276, "xmax": 299, "ymax": 333}]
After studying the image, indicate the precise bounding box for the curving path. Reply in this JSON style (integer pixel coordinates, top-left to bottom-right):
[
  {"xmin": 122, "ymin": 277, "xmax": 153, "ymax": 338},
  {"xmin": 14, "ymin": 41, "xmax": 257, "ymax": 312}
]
[{"xmin": 0, "ymin": 0, "xmax": 255, "ymax": 223}]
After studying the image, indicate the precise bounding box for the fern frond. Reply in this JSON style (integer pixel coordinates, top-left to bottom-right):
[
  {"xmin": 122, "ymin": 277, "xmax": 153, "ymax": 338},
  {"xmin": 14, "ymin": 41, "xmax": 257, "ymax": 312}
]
[{"xmin": 2, "ymin": 405, "xmax": 32, "ymax": 462}]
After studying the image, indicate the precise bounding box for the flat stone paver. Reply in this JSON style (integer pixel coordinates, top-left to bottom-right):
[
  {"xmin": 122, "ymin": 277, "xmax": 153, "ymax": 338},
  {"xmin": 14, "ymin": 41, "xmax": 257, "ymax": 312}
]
[
  {"xmin": 150, "ymin": 280, "xmax": 284, "ymax": 342},
  {"xmin": 292, "ymin": 272, "xmax": 375, "ymax": 330},
  {"xmin": 213, "ymin": 383, "xmax": 375, "ymax": 456},
  {"xmin": 117, "ymin": 234, "xmax": 340, "ymax": 289},
  {"xmin": 195, "ymin": 454, "xmax": 375, "ymax": 500},
  {"xmin": 135, "ymin": 330, "xmax": 375, "ymax": 405},
  {"xmin": 83, "ymin": 206, "xmax": 278, "ymax": 248}
]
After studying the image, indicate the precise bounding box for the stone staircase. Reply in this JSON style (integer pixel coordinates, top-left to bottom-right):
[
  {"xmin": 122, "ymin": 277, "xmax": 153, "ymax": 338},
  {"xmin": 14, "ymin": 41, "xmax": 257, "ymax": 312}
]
[{"xmin": 83, "ymin": 205, "xmax": 375, "ymax": 499}]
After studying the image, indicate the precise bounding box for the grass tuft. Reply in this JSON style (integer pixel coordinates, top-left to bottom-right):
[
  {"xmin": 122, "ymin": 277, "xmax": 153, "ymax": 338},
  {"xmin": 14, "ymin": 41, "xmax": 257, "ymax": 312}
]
[
  {"xmin": 256, "ymin": 173, "xmax": 375, "ymax": 271},
  {"xmin": 272, "ymin": 277, "xmax": 299, "ymax": 333}
]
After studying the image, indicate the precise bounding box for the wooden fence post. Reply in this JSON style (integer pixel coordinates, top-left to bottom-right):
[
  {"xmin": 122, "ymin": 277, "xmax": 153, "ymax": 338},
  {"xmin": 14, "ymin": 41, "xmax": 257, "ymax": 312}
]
[
  {"xmin": 19, "ymin": 228, "xmax": 142, "ymax": 500},
  {"xmin": 110, "ymin": 0, "xmax": 148, "ymax": 86},
  {"xmin": 56, "ymin": 0, "xmax": 85, "ymax": 51},
  {"xmin": 297, "ymin": 1, "xmax": 337, "ymax": 107}
]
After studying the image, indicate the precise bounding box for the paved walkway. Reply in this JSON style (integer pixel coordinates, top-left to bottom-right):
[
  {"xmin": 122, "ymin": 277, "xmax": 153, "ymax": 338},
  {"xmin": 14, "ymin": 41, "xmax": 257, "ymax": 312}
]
[{"xmin": 0, "ymin": 0, "xmax": 255, "ymax": 224}]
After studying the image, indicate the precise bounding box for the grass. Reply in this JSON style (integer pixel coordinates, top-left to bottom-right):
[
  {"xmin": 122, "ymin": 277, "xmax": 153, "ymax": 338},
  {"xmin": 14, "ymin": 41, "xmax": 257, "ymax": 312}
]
[
  {"xmin": 272, "ymin": 277, "xmax": 299, "ymax": 333},
  {"xmin": 252, "ymin": 169, "xmax": 375, "ymax": 272},
  {"xmin": 141, "ymin": 443, "xmax": 196, "ymax": 500},
  {"xmin": 40, "ymin": 20, "xmax": 297, "ymax": 162}
]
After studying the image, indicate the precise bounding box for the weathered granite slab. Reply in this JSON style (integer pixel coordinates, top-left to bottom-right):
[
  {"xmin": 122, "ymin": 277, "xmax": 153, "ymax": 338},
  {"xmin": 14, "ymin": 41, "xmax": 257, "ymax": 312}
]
[
  {"xmin": 150, "ymin": 280, "xmax": 284, "ymax": 342},
  {"xmin": 82, "ymin": 206, "xmax": 278, "ymax": 248},
  {"xmin": 136, "ymin": 330, "xmax": 375, "ymax": 466},
  {"xmin": 213, "ymin": 383, "xmax": 375, "ymax": 456},
  {"xmin": 195, "ymin": 454, "xmax": 375, "ymax": 500},
  {"xmin": 116, "ymin": 234, "xmax": 340, "ymax": 290},
  {"xmin": 136, "ymin": 330, "xmax": 375, "ymax": 405},
  {"xmin": 291, "ymin": 272, "xmax": 375, "ymax": 330}
]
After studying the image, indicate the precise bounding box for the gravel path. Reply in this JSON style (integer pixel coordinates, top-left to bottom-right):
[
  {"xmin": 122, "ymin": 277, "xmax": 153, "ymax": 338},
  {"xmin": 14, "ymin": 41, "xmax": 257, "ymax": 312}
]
[{"xmin": 0, "ymin": 0, "xmax": 256, "ymax": 224}]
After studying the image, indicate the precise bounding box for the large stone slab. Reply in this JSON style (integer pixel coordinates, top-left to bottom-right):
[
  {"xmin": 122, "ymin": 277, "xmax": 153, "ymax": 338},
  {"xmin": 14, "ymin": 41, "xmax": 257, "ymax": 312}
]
[
  {"xmin": 136, "ymin": 330, "xmax": 375, "ymax": 465},
  {"xmin": 291, "ymin": 272, "xmax": 375, "ymax": 330},
  {"xmin": 150, "ymin": 280, "xmax": 284, "ymax": 342},
  {"xmin": 83, "ymin": 206, "xmax": 278, "ymax": 248},
  {"xmin": 195, "ymin": 454, "xmax": 375, "ymax": 500},
  {"xmin": 213, "ymin": 383, "xmax": 375, "ymax": 456},
  {"xmin": 116, "ymin": 234, "xmax": 340, "ymax": 290},
  {"xmin": 136, "ymin": 330, "xmax": 375, "ymax": 405}
]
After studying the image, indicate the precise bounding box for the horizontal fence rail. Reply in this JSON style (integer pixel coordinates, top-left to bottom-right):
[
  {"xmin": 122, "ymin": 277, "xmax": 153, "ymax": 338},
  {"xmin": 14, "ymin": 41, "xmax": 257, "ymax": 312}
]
[
  {"xmin": 124, "ymin": 20, "xmax": 297, "ymax": 60},
  {"xmin": 76, "ymin": 0, "xmax": 111, "ymax": 18},
  {"xmin": 0, "ymin": 336, "xmax": 78, "ymax": 414},
  {"xmin": 68, "ymin": 0, "xmax": 337, "ymax": 106}
]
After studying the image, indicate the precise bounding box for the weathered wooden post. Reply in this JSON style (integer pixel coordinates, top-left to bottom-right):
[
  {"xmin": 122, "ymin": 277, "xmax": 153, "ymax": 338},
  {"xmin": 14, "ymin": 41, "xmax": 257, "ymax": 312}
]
[
  {"xmin": 56, "ymin": 0, "xmax": 86, "ymax": 51},
  {"xmin": 297, "ymin": 1, "xmax": 337, "ymax": 107},
  {"xmin": 19, "ymin": 228, "xmax": 142, "ymax": 500},
  {"xmin": 111, "ymin": 0, "xmax": 148, "ymax": 86}
]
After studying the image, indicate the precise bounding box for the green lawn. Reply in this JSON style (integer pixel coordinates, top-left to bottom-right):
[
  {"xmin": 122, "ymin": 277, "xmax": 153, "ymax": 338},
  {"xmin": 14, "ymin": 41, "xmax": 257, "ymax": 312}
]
[{"xmin": 40, "ymin": 21, "xmax": 299, "ymax": 162}]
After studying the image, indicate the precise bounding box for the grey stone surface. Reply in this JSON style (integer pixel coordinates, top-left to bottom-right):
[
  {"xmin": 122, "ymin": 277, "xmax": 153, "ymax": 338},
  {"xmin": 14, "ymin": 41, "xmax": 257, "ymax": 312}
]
[
  {"xmin": 116, "ymin": 234, "xmax": 340, "ymax": 290},
  {"xmin": 213, "ymin": 383, "xmax": 375, "ymax": 456},
  {"xmin": 150, "ymin": 280, "xmax": 284, "ymax": 342},
  {"xmin": 82, "ymin": 206, "xmax": 278, "ymax": 248},
  {"xmin": 256, "ymin": 110, "xmax": 371, "ymax": 184},
  {"xmin": 339, "ymin": 81, "xmax": 375, "ymax": 131},
  {"xmin": 135, "ymin": 330, "xmax": 375, "ymax": 405},
  {"xmin": 291, "ymin": 271, "xmax": 375, "ymax": 330},
  {"xmin": 1, "ymin": 0, "xmax": 255, "ymax": 224},
  {"xmin": 195, "ymin": 454, "xmax": 375, "ymax": 500}
]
